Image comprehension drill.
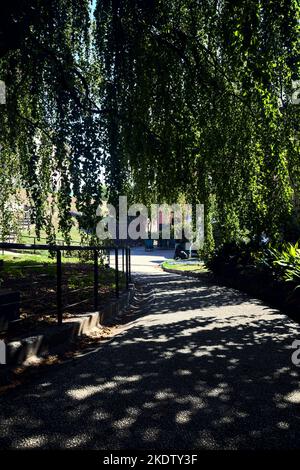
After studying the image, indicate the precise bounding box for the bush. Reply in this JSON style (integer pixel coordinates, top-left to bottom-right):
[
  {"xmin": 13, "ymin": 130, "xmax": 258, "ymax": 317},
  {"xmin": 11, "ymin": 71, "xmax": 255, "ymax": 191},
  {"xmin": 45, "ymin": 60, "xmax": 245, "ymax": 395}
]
[
  {"xmin": 206, "ymin": 239, "xmax": 258, "ymax": 274},
  {"xmin": 269, "ymin": 242, "xmax": 300, "ymax": 285},
  {"xmin": 207, "ymin": 239, "xmax": 300, "ymax": 310}
]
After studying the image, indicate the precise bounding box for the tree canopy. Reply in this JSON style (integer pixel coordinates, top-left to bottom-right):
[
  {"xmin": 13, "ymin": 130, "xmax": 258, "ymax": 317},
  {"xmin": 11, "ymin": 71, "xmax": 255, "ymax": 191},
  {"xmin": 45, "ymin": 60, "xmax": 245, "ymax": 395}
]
[{"xmin": 0, "ymin": 0, "xmax": 299, "ymax": 249}]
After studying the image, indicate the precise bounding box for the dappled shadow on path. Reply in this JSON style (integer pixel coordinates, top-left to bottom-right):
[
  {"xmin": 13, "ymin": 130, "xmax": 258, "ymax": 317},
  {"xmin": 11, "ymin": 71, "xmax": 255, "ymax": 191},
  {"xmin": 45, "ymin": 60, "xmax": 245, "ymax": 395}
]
[{"xmin": 0, "ymin": 272, "xmax": 300, "ymax": 449}]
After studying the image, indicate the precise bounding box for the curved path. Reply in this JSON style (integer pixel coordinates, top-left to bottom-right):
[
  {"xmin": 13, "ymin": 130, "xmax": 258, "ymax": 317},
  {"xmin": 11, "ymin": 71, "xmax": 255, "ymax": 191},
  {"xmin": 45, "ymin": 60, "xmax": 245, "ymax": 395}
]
[{"xmin": 0, "ymin": 248, "xmax": 300, "ymax": 449}]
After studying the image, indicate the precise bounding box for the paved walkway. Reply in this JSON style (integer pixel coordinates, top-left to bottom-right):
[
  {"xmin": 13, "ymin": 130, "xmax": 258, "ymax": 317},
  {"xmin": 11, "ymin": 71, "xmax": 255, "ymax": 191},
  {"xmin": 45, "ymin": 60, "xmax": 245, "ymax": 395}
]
[{"xmin": 1, "ymin": 248, "xmax": 300, "ymax": 449}]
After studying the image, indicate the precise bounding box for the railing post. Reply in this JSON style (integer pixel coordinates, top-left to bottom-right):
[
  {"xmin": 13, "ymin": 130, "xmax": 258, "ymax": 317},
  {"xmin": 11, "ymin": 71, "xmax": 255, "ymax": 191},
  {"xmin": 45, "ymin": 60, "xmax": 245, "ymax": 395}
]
[
  {"xmin": 94, "ymin": 249, "xmax": 99, "ymax": 311},
  {"xmin": 115, "ymin": 248, "xmax": 119, "ymax": 298},
  {"xmin": 125, "ymin": 247, "xmax": 129, "ymax": 290},
  {"xmin": 122, "ymin": 247, "xmax": 125, "ymax": 272},
  {"xmin": 56, "ymin": 249, "xmax": 62, "ymax": 324},
  {"xmin": 129, "ymin": 247, "xmax": 131, "ymax": 282}
]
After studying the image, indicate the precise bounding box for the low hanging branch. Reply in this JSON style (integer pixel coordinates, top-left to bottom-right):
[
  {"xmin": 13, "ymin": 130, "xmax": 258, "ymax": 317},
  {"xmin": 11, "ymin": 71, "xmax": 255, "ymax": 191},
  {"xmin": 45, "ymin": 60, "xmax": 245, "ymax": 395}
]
[{"xmin": 0, "ymin": 0, "xmax": 299, "ymax": 249}]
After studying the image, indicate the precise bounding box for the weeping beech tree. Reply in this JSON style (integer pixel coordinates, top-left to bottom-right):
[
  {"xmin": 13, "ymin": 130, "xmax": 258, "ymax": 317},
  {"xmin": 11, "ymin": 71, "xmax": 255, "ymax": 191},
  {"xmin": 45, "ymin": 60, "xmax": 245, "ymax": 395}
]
[
  {"xmin": 0, "ymin": 0, "xmax": 299, "ymax": 249},
  {"xmin": 0, "ymin": 0, "xmax": 102, "ymax": 241},
  {"xmin": 95, "ymin": 0, "xmax": 300, "ymax": 251}
]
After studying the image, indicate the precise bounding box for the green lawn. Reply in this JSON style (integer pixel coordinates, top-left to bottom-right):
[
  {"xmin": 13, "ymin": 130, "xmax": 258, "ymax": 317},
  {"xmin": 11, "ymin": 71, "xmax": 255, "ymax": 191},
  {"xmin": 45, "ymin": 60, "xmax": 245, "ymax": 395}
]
[
  {"xmin": 21, "ymin": 224, "xmax": 82, "ymax": 243},
  {"xmin": 0, "ymin": 252, "xmax": 94, "ymax": 277},
  {"xmin": 0, "ymin": 252, "xmax": 122, "ymax": 286},
  {"xmin": 162, "ymin": 260, "xmax": 208, "ymax": 273},
  {"xmin": 1, "ymin": 251, "xmax": 83, "ymax": 265}
]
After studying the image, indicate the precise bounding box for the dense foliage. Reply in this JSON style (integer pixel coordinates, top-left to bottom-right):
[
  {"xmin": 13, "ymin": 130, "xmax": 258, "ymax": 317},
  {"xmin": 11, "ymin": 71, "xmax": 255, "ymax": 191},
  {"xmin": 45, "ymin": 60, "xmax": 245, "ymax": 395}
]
[
  {"xmin": 0, "ymin": 1, "xmax": 299, "ymax": 249},
  {"xmin": 207, "ymin": 238, "xmax": 300, "ymax": 308},
  {"xmin": 0, "ymin": 0, "xmax": 102, "ymax": 241}
]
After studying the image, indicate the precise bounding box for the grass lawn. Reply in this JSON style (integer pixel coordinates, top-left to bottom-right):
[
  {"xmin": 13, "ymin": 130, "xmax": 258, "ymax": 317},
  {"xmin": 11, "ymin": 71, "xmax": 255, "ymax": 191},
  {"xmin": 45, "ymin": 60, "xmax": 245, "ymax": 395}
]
[
  {"xmin": 21, "ymin": 224, "xmax": 82, "ymax": 243},
  {"xmin": 162, "ymin": 259, "xmax": 208, "ymax": 273}
]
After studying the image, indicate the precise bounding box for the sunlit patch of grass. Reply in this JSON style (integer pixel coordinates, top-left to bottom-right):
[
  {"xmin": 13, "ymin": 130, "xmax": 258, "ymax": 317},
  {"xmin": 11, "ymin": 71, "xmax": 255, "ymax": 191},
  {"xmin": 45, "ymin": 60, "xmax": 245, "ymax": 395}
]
[
  {"xmin": 0, "ymin": 254, "xmax": 125, "ymax": 286},
  {"xmin": 162, "ymin": 260, "xmax": 208, "ymax": 273}
]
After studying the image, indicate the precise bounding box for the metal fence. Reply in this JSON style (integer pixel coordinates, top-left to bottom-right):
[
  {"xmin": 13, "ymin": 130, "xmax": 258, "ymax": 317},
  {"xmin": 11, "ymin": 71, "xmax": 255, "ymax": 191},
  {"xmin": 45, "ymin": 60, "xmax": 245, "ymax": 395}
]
[{"xmin": 0, "ymin": 243, "xmax": 131, "ymax": 326}]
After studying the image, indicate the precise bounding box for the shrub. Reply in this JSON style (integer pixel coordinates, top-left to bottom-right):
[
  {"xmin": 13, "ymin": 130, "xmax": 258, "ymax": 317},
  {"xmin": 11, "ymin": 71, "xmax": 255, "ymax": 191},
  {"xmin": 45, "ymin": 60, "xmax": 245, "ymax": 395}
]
[
  {"xmin": 207, "ymin": 239, "xmax": 300, "ymax": 308},
  {"xmin": 206, "ymin": 239, "xmax": 258, "ymax": 274},
  {"xmin": 269, "ymin": 242, "xmax": 300, "ymax": 285}
]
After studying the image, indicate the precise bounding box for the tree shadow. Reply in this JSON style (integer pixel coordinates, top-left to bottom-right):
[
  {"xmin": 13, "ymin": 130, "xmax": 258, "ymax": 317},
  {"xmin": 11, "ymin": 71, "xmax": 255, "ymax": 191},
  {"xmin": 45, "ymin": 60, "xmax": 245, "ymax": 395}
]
[{"xmin": 0, "ymin": 273, "xmax": 300, "ymax": 449}]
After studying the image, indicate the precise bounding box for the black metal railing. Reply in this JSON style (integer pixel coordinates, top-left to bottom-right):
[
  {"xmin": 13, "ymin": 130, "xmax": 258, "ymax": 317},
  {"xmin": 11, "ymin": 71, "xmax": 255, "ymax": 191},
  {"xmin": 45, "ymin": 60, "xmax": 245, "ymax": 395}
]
[
  {"xmin": 0, "ymin": 243, "xmax": 131, "ymax": 326},
  {"xmin": 1, "ymin": 235, "xmax": 82, "ymax": 256}
]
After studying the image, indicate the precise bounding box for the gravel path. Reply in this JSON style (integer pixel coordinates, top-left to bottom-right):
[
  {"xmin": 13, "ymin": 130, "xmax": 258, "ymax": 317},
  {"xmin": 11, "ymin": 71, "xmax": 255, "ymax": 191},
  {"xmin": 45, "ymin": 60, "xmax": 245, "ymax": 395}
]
[{"xmin": 0, "ymin": 248, "xmax": 300, "ymax": 449}]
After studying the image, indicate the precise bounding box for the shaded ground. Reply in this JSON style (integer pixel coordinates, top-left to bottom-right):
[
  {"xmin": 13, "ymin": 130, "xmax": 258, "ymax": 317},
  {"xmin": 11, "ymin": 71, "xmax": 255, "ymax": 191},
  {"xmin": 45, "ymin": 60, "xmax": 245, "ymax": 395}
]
[{"xmin": 0, "ymin": 248, "xmax": 300, "ymax": 449}]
